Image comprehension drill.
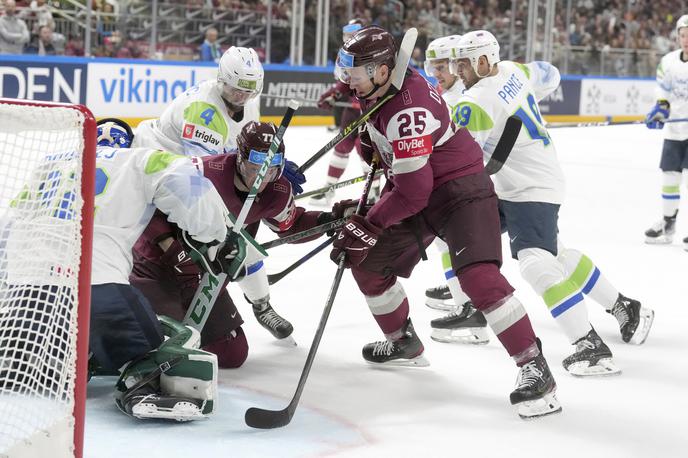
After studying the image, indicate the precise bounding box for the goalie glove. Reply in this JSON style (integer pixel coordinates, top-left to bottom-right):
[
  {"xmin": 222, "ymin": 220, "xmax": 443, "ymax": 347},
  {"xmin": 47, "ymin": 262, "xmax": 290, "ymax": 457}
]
[
  {"xmin": 645, "ymin": 100, "xmax": 669, "ymax": 129},
  {"xmin": 180, "ymin": 230, "xmax": 247, "ymax": 280}
]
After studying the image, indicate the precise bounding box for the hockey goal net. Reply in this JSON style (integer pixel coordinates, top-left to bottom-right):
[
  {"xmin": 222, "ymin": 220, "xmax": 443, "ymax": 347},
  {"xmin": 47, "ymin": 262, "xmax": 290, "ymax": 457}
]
[{"xmin": 0, "ymin": 99, "xmax": 95, "ymax": 458}]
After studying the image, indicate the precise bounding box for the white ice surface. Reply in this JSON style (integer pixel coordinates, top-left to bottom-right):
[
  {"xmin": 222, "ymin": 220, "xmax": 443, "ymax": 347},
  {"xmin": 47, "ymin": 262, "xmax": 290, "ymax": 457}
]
[{"xmin": 85, "ymin": 125, "xmax": 688, "ymax": 458}]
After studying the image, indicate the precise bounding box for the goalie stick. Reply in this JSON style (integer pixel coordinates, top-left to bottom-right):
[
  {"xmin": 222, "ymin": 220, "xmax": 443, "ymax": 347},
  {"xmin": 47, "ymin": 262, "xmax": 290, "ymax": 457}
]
[
  {"xmin": 182, "ymin": 100, "xmax": 300, "ymax": 333},
  {"xmin": 296, "ymin": 27, "xmax": 418, "ymax": 174},
  {"xmin": 295, "ymin": 169, "xmax": 384, "ymax": 200}
]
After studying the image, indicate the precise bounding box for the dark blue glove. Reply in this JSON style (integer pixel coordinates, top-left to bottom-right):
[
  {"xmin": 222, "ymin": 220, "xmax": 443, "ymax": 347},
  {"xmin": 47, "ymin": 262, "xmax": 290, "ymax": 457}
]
[
  {"xmin": 283, "ymin": 160, "xmax": 306, "ymax": 195},
  {"xmin": 645, "ymin": 101, "xmax": 670, "ymax": 129}
]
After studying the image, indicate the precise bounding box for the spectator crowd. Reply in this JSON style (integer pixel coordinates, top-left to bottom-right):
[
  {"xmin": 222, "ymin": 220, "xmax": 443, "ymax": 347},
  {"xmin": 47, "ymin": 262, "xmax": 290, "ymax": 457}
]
[{"xmin": 0, "ymin": 0, "xmax": 686, "ymax": 76}]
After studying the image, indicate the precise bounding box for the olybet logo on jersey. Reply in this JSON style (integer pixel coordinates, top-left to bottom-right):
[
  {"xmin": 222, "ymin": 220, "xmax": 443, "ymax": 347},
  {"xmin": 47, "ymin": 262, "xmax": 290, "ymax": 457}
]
[
  {"xmin": 182, "ymin": 123, "xmax": 223, "ymax": 147},
  {"xmin": 393, "ymin": 135, "xmax": 433, "ymax": 158}
]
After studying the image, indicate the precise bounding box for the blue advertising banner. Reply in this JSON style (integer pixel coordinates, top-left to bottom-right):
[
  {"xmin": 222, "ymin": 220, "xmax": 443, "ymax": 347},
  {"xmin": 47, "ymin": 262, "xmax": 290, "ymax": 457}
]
[
  {"xmin": 0, "ymin": 57, "xmax": 87, "ymax": 104},
  {"xmin": 538, "ymin": 78, "xmax": 581, "ymax": 115}
]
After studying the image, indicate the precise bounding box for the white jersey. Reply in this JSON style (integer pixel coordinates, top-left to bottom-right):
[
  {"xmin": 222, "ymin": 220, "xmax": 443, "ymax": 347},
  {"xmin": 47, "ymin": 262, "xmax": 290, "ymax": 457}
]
[
  {"xmin": 133, "ymin": 79, "xmax": 261, "ymax": 156},
  {"xmin": 454, "ymin": 60, "xmax": 565, "ymax": 204},
  {"xmin": 655, "ymin": 49, "xmax": 688, "ymax": 141},
  {"xmin": 440, "ymin": 78, "xmax": 465, "ymax": 115}
]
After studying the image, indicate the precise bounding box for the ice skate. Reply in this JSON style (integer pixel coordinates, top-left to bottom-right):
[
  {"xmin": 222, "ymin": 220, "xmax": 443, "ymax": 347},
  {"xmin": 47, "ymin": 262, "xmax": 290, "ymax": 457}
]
[
  {"xmin": 562, "ymin": 328, "xmax": 620, "ymax": 376},
  {"xmin": 425, "ymin": 284, "xmax": 455, "ymax": 311},
  {"xmin": 117, "ymin": 385, "xmax": 205, "ymax": 422},
  {"xmin": 309, "ymin": 188, "xmax": 335, "ymax": 207},
  {"xmin": 253, "ymin": 302, "xmax": 296, "ymax": 346},
  {"xmin": 644, "ymin": 213, "xmax": 676, "ymax": 244},
  {"xmin": 510, "ymin": 351, "xmax": 561, "ymax": 420},
  {"xmin": 362, "ymin": 319, "xmax": 429, "ymax": 367},
  {"xmin": 430, "ymin": 304, "xmax": 489, "ymax": 344},
  {"xmin": 608, "ymin": 294, "xmax": 655, "ymax": 345}
]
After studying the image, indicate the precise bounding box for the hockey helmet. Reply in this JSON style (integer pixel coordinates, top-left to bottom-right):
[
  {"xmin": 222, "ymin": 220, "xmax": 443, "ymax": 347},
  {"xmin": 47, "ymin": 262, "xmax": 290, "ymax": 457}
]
[
  {"xmin": 451, "ymin": 30, "xmax": 500, "ymax": 78},
  {"xmin": 236, "ymin": 121, "xmax": 285, "ymax": 190},
  {"xmin": 677, "ymin": 14, "xmax": 688, "ymax": 32},
  {"xmin": 97, "ymin": 118, "xmax": 134, "ymax": 148},
  {"xmin": 217, "ymin": 46, "xmax": 264, "ymax": 108},
  {"xmin": 424, "ymin": 35, "xmax": 462, "ymax": 76},
  {"xmin": 335, "ymin": 26, "xmax": 396, "ymax": 87}
]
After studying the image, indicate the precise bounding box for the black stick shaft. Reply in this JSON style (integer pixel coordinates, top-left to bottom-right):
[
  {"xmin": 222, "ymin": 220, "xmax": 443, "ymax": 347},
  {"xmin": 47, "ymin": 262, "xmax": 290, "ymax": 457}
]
[{"xmin": 267, "ymin": 238, "xmax": 334, "ymax": 285}]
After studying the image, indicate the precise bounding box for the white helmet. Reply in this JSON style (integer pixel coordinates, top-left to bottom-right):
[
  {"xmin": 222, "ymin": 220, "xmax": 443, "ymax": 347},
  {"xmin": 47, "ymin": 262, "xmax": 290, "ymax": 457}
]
[
  {"xmin": 217, "ymin": 46, "xmax": 264, "ymax": 107},
  {"xmin": 676, "ymin": 14, "xmax": 688, "ymax": 32},
  {"xmin": 452, "ymin": 30, "xmax": 500, "ymax": 77},
  {"xmin": 424, "ymin": 35, "xmax": 462, "ymax": 75}
]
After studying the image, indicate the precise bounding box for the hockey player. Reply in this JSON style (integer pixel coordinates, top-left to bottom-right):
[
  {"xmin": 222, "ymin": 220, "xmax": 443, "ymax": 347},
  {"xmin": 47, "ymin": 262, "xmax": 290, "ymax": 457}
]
[
  {"xmin": 331, "ymin": 25, "xmax": 561, "ymax": 419},
  {"xmin": 421, "ymin": 35, "xmax": 479, "ymax": 331},
  {"xmin": 131, "ymin": 121, "xmax": 351, "ymax": 368},
  {"xmin": 311, "ymin": 18, "xmax": 381, "ymax": 206},
  {"xmin": 132, "ymin": 45, "xmax": 304, "ymax": 340},
  {"xmin": 432, "ymin": 31, "xmax": 654, "ymax": 377},
  {"xmin": 644, "ymin": 14, "xmax": 688, "ymax": 250},
  {"xmin": 90, "ymin": 119, "xmax": 245, "ymax": 421}
]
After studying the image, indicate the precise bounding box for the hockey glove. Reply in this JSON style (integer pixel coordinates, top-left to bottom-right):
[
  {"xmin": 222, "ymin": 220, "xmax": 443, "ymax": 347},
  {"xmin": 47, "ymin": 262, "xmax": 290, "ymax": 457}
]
[
  {"xmin": 645, "ymin": 100, "xmax": 670, "ymax": 129},
  {"xmin": 318, "ymin": 199, "xmax": 369, "ymax": 236},
  {"xmin": 283, "ymin": 160, "xmax": 306, "ymax": 195},
  {"xmin": 317, "ymin": 87, "xmax": 340, "ymax": 109},
  {"xmin": 330, "ymin": 214, "xmax": 382, "ymax": 267},
  {"xmin": 181, "ymin": 230, "xmax": 247, "ymax": 279}
]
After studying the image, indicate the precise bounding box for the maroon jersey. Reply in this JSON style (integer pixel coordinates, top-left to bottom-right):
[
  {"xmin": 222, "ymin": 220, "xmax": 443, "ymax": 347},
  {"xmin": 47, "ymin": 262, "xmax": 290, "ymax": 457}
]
[
  {"xmin": 360, "ymin": 68, "xmax": 484, "ymax": 229},
  {"xmin": 133, "ymin": 153, "xmax": 321, "ymax": 276}
]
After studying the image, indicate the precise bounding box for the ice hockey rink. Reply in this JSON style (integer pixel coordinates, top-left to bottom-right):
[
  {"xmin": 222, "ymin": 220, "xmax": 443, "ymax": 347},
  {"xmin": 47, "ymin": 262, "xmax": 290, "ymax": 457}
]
[{"xmin": 85, "ymin": 124, "xmax": 688, "ymax": 458}]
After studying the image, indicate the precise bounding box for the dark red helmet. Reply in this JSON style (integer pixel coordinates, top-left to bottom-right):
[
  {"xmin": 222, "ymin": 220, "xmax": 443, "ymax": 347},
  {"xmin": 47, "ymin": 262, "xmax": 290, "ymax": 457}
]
[
  {"xmin": 236, "ymin": 121, "xmax": 285, "ymax": 182},
  {"xmin": 340, "ymin": 25, "xmax": 396, "ymax": 70}
]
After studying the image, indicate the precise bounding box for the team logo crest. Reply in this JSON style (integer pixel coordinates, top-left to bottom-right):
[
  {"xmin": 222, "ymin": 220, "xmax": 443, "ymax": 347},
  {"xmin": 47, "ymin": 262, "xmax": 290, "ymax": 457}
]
[
  {"xmin": 372, "ymin": 33, "xmax": 384, "ymax": 41},
  {"xmin": 182, "ymin": 124, "xmax": 195, "ymax": 139}
]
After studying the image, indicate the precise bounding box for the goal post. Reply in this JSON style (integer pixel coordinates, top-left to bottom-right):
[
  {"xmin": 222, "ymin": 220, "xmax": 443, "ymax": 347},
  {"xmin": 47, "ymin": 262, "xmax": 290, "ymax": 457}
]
[{"xmin": 0, "ymin": 98, "xmax": 96, "ymax": 458}]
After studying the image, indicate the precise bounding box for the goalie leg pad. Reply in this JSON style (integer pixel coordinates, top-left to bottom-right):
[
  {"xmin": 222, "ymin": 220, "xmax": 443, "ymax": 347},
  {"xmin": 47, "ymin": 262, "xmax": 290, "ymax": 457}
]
[{"xmin": 116, "ymin": 316, "xmax": 218, "ymax": 421}]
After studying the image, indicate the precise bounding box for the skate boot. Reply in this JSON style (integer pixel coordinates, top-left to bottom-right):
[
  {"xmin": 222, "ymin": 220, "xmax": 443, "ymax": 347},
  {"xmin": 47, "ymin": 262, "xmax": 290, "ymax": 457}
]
[
  {"xmin": 425, "ymin": 284, "xmax": 454, "ymax": 311},
  {"xmin": 430, "ymin": 303, "xmax": 489, "ymax": 344},
  {"xmin": 562, "ymin": 328, "xmax": 620, "ymax": 376},
  {"xmin": 510, "ymin": 349, "xmax": 562, "ymax": 420},
  {"xmin": 362, "ymin": 319, "xmax": 429, "ymax": 367},
  {"xmin": 608, "ymin": 293, "xmax": 655, "ymax": 345},
  {"xmin": 251, "ymin": 298, "xmax": 296, "ymax": 346},
  {"xmin": 644, "ymin": 212, "xmax": 676, "ymax": 244},
  {"xmin": 309, "ymin": 188, "xmax": 335, "ymax": 207},
  {"xmin": 116, "ymin": 384, "xmax": 205, "ymax": 422}
]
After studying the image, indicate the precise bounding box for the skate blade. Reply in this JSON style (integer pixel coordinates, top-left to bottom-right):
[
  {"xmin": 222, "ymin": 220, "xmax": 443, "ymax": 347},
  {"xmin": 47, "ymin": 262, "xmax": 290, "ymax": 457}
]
[
  {"xmin": 274, "ymin": 335, "xmax": 297, "ymax": 347},
  {"xmin": 645, "ymin": 235, "xmax": 673, "ymax": 245},
  {"xmin": 516, "ymin": 392, "xmax": 562, "ymax": 420},
  {"xmin": 366, "ymin": 354, "xmax": 430, "ymax": 368},
  {"xmin": 132, "ymin": 401, "xmax": 205, "ymax": 422},
  {"xmin": 629, "ymin": 308, "xmax": 655, "ymax": 345},
  {"xmin": 566, "ymin": 357, "xmax": 622, "ymax": 377},
  {"xmin": 425, "ymin": 298, "xmax": 456, "ymax": 311},
  {"xmin": 430, "ymin": 327, "xmax": 489, "ymax": 345}
]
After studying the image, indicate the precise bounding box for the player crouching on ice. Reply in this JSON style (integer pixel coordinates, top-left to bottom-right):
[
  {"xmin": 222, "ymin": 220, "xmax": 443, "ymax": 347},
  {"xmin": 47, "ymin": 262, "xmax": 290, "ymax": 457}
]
[
  {"xmin": 89, "ymin": 119, "xmax": 245, "ymax": 421},
  {"xmin": 330, "ymin": 25, "xmax": 561, "ymax": 419},
  {"xmin": 129, "ymin": 120, "xmax": 356, "ymax": 369}
]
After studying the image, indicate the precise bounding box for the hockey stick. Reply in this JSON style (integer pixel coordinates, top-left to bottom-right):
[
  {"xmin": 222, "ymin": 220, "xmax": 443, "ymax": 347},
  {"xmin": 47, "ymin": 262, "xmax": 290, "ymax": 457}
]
[
  {"xmin": 545, "ymin": 117, "xmax": 688, "ymax": 129},
  {"xmin": 268, "ymin": 237, "xmax": 334, "ymax": 285},
  {"xmin": 245, "ymin": 160, "xmax": 380, "ymax": 429},
  {"xmin": 183, "ymin": 100, "xmax": 300, "ymax": 333},
  {"xmin": 484, "ymin": 115, "xmax": 522, "ymax": 175},
  {"xmin": 261, "ymin": 218, "xmax": 345, "ymax": 250},
  {"xmin": 296, "ymin": 27, "xmax": 418, "ymax": 174},
  {"xmin": 295, "ymin": 169, "xmax": 384, "ymax": 200},
  {"xmin": 262, "ymin": 93, "xmax": 356, "ymax": 109}
]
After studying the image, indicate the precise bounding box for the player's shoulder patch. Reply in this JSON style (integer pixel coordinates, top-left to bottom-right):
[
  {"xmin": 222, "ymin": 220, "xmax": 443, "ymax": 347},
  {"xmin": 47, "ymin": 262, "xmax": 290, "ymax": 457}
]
[
  {"xmin": 273, "ymin": 182, "xmax": 289, "ymax": 194},
  {"xmin": 402, "ymin": 90, "xmax": 412, "ymax": 106}
]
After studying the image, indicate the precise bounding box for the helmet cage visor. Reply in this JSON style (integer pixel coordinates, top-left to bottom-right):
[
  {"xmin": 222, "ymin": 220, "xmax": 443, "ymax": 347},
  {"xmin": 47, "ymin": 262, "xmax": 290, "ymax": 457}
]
[
  {"xmin": 424, "ymin": 58, "xmax": 451, "ymax": 77},
  {"xmin": 335, "ymin": 49, "xmax": 377, "ymax": 84}
]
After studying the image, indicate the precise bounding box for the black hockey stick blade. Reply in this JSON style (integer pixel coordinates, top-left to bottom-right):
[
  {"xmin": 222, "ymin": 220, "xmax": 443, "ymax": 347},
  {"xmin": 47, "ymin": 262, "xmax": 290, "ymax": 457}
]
[
  {"xmin": 484, "ymin": 115, "xmax": 522, "ymax": 176},
  {"xmin": 245, "ymin": 405, "xmax": 293, "ymax": 429}
]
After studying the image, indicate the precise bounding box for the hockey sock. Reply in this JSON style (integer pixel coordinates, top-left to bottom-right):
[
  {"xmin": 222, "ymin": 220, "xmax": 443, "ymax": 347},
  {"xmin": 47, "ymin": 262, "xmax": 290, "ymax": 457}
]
[
  {"xmin": 326, "ymin": 150, "xmax": 350, "ymax": 183},
  {"xmin": 238, "ymin": 261, "xmax": 270, "ymax": 304},
  {"xmin": 557, "ymin": 247, "xmax": 619, "ymax": 311},
  {"xmin": 434, "ymin": 238, "xmax": 471, "ymax": 306},
  {"xmin": 482, "ymin": 295, "xmax": 538, "ymax": 364},
  {"xmin": 519, "ymin": 248, "xmax": 592, "ymax": 343},
  {"xmin": 661, "ymin": 171, "xmax": 681, "ymax": 216},
  {"xmin": 354, "ymin": 272, "xmax": 410, "ymax": 340}
]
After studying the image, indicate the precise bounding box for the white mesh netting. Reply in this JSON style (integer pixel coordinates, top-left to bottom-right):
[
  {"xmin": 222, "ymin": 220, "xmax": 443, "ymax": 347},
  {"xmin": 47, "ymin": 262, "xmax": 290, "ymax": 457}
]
[{"xmin": 0, "ymin": 102, "xmax": 86, "ymax": 458}]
